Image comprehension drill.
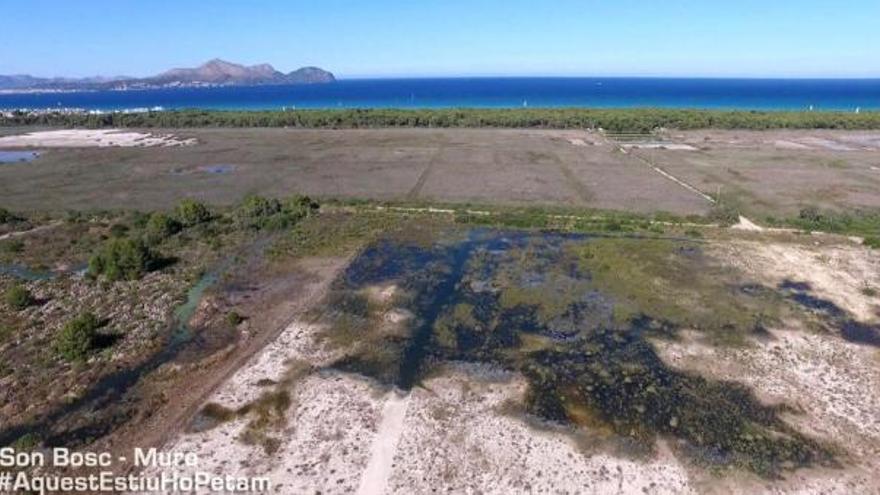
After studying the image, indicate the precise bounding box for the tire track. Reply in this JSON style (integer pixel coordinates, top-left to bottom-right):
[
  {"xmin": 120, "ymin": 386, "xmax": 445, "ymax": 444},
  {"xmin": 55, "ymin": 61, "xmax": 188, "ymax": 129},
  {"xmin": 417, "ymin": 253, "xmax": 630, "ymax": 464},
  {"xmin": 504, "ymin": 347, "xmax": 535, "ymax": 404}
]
[{"xmin": 406, "ymin": 142, "xmax": 446, "ymax": 200}]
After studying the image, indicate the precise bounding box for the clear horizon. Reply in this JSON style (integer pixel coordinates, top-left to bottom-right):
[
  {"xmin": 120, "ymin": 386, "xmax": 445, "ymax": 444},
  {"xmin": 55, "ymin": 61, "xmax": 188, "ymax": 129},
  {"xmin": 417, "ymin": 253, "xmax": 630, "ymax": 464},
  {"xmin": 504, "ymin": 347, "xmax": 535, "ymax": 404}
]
[{"xmin": 2, "ymin": 0, "xmax": 879, "ymax": 79}]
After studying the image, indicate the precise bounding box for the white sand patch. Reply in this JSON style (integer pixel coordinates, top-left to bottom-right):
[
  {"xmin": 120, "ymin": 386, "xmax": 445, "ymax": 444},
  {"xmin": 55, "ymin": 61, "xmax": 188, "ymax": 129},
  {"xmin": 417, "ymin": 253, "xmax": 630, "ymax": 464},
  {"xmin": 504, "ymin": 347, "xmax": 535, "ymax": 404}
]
[
  {"xmin": 357, "ymin": 391, "xmax": 411, "ymax": 495},
  {"xmin": 148, "ymin": 315, "xmax": 695, "ymax": 494},
  {"xmin": 141, "ymin": 371, "xmax": 383, "ymax": 495},
  {"xmin": 622, "ymin": 143, "xmax": 699, "ymax": 151},
  {"xmin": 715, "ymin": 241, "xmax": 880, "ymax": 322},
  {"xmin": 774, "ymin": 140, "xmax": 812, "ymax": 150},
  {"xmin": 834, "ymin": 134, "xmax": 880, "ymax": 151},
  {"xmin": 731, "ymin": 216, "xmax": 764, "ymax": 232},
  {"xmin": 568, "ymin": 138, "xmax": 588, "ymax": 147},
  {"xmin": 798, "ymin": 137, "xmax": 857, "ymax": 152},
  {"xmin": 205, "ymin": 321, "xmax": 334, "ymax": 410},
  {"xmin": 0, "ymin": 129, "xmax": 196, "ymax": 148}
]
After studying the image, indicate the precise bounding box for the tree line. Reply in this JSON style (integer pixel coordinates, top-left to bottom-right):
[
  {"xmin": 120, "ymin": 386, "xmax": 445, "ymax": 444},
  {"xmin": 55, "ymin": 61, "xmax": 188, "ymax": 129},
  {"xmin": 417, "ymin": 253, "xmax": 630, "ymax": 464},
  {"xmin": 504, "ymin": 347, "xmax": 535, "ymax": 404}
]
[{"xmin": 3, "ymin": 108, "xmax": 880, "ymax": 132}]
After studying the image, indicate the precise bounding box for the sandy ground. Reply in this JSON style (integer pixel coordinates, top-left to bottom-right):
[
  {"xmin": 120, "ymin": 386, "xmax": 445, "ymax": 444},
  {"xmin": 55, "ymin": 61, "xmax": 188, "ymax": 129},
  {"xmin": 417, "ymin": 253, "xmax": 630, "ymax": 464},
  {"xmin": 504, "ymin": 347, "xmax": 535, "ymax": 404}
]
[
  {"xmin": 622, "ymin": 143, "xmax": 699, "ymax": 151},
  {"xmin": 139, "ymin": 234, "xmax": 880, "ymax": 495},
  {"xmin": 0, "ymin": 129, "xmax": 195, "ymax": 147},
  {"xmin": 356, "ymin": 391, "xmax": 410, "ymax": 495},
  {"xmin": 716, "ymin": 240, "xmax": 880, "ymax": 321},
  {"xmin": 144, "ymin": 321, "xmax": 693, "ymax": 494}
]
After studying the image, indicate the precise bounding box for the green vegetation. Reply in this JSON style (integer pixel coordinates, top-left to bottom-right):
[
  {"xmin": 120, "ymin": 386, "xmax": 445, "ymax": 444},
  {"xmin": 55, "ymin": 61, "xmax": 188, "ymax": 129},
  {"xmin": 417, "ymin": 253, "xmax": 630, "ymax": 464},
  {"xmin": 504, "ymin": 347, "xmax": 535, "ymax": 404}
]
[
  {"xmin": 0, "ymin": 207, "xmax": 20, "ymax": 224},
  {"xmin": 5, "ymin": 108, "xmax": 880, "ymax": 132},
  {"xmin": 773, "ymin": 207, "xmax": 880, "ymax": 237},
  {"xmin": 571, "ymin": 239, "xmax": 780, "ymax": 343},
  {"xmin": 55, "ymin": 312, "xmax": 100, "ymax": 362},
  {"xmin": 0, "ymin": 324, "xmax": 13, "ymax": 342},
  {"xmin": 144, "ymin": 212, "xmax": 182, "ymax": 244},
  {"xmin": 175, "ymin": 199, "xmax": 212, "ymax": 227},
  {"xmin": 88, "ymin": 238, "xmax": 157, "ymax": 281},
  {"xmin": 321, "ymin": 231, "xmax": 834, "ymax": 476},
  {"xmin": 227, "ymin": 311, "xmax": 243, "ymax": 326},
  {"xmin": 5, "ymin": 284, "xmax": 34, "ymax": 310},
  {"xmin": 864, "ymin": 236, "xmax": 880, "ymax": 249},
  {"xmin": 235, "ymin": 194, "xmax": 318, "ymax": 231},
  {"xmin": 10, "ymin": 432, "xmax": 41, "ymax": 451},
  {"xmin": 707, "ymin": 203, "xmax": 741, "ymax": 227},
  {"xmin": 0, "ymin": 239, "xmax": 24, "ymax": 254},
  {"xmin": 108, "ymin": 223, "xmax": 130, "ymax": 238}
]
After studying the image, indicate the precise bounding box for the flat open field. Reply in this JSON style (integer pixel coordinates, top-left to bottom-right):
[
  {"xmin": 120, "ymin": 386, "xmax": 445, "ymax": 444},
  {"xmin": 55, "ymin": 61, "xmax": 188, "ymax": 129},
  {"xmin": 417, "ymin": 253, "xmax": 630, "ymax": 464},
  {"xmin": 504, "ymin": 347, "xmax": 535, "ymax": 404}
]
[
  {"xmin": 0, "ymin": 127, "xmax": 706, "ymax": 215},
  {"xmin": 2, "ymin": 127, "xmax": 876, "ymax": 217},
  {"xmin": 650, "ymin": 129, "xmax": 880, "ymax": 217},
  {"xmin": 0, "ymin": 125, "xmax": 844, "ymax": 222},
  {"xmin": 0, "ymin": 129, "xmax": 880, "ymax": 215}
]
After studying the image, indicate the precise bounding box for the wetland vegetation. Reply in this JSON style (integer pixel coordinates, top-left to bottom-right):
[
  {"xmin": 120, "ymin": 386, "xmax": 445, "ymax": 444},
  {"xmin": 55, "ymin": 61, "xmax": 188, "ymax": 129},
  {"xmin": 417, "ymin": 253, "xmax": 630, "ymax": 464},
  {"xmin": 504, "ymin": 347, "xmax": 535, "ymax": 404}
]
[
  {"xmin": 1, "ymin": 195, "xmax": 875, "ymax": 481},
  {"xmin": 315, "ymin": 227, "xmax": 847, "ymax": 477}
]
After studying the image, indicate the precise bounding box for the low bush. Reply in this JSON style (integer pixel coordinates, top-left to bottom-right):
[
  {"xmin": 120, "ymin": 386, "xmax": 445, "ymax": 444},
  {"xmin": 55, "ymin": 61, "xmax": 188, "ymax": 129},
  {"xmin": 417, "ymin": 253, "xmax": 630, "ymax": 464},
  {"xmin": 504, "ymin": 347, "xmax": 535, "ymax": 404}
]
[
  {"xmin": 108, "ymin": 223, "xmax": 130, "ymax": 238},
  {"xmin": 175, "ymin": 199, "xmax": 212, "ymax": 227},
  {"xmin": 235, "ymin": 194, "xmax": 318, "ymax": 230},
  {"xmin": 0, "ymin": 208, "xmax": 17, "ymax": 224},
  {"xmin": 1, "ymin": 239, "xmax": 24, "ymax": 253},
  {"xmin": 227, "ymin": 311, "xmax": 244, "ymax": 326},
  {"xmin": 707, "ymin": 204, "xmax": 741, "ymax": 227},
  {"xmin": 145, "ymin": 212, "xmax": 182, "ymax": 243},
  {"xmin": 88, "ymin": 238, "xmax": 156, "ymax": 281},
  {"xmin": 790, "ymin": 207, "xmax": 880, "ymax": 236},
  {"xmin": 5, "ymin": 284, "xmax": 34, "ymax": 310},
  {"xmin": 55, "ymin": 312, "xmax": 100, "ymax": 361}
]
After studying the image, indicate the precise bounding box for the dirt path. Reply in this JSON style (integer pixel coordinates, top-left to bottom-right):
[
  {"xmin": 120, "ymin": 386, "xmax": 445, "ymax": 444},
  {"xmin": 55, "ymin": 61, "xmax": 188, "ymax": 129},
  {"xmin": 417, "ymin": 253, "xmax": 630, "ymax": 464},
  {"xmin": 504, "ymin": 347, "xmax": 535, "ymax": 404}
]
[
  {"xmin": 0, "ymin": 221, "xmax": 61, "ymax": 241},
  {"xmin": 357, "ymin": 391, "xmax": 412, "ymax": 495},
  {"xmin": 103, "ymin": 256, "xmax": 349, "ymax": 467},
  {"xmin": 618, "ymin": 145, "xmax": 717, "ymax": 204},
  {"xmin": 406, "ymin": 139, "xmax": 447, "ymax": 200},
  {"xmin": 558, "ymin": 159, "xmax": 594, "ymax": 205}
]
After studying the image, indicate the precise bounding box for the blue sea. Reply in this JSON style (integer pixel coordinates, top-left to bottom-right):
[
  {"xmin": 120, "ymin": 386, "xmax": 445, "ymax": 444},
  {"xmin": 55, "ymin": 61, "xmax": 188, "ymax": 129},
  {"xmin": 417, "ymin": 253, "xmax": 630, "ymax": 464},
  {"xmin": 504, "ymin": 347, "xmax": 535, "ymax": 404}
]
[{"xmin": 1, "ymin": 78, "xmax": 878, "ymax": 111}]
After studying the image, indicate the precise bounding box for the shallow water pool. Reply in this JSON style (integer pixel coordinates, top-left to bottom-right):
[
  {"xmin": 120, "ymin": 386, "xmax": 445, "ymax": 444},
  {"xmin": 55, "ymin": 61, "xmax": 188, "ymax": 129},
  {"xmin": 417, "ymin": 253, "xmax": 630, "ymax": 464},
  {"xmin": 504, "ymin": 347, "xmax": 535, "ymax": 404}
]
[{"xmin": 0, "ymin": 150, "xmax": 40, "ymax": 164}]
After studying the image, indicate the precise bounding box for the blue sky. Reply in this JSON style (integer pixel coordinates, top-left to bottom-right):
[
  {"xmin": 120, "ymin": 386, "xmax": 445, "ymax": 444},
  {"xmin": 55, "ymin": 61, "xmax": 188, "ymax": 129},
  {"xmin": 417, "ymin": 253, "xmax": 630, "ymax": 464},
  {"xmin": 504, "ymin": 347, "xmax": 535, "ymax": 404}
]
[{"xmin": 2, "ymin": 0, "xmax": 878, "ymax": 78}]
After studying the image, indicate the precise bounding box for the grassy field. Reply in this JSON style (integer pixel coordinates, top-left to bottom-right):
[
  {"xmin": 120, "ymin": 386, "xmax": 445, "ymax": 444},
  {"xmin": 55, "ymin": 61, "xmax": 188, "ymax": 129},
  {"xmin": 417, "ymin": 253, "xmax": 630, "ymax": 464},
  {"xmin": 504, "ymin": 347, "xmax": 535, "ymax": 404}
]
[
  {"xmin": 2, "ymin": 127, "xmax": 880, "ymax": 223},
  {"xmin": 0, "ymin": 128, "xmax": 711, "ymax": 215}
]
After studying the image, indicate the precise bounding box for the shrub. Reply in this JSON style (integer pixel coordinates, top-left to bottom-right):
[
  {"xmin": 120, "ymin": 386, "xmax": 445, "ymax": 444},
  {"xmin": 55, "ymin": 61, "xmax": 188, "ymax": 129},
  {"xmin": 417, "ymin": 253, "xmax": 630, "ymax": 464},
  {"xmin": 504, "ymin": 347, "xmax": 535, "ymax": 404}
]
[
  {"xmin": 175, "ymin": 199, "xmax": 212, "ymax": 227},
  {"xmin": 799, "ymin": 206, "xmax": 822, "ymax": 223},
  {"xmin": 5, "ymin": 284, "xmax": 34, "ymax": 310},
  {"xmin": 864, "ymin": 236, "xmax": 880, "ymax": 249},
  {"xmin": 145, "ymin": 212, "xmax": 182, "ymax": 243},
  {"xmin": 236, "ymin": 195, "xmax": 282, "ymax": 229},
  {"xmin": 55, "ymin": 312, "xmax": 100, "ymax": 361},
  {"xmin": 235, "ymin": 194, "xmax": 318, "ymax": 230},
  {"xmin": 0, "ymin": 324, "xmax": 12, "ymax": 341},
  {"xmin": 10, "ymin": 432, "xmax": 41, "ymax": 451},
  {"xmin": 88, "ymin": 238, "xmax": 156, "ymax": 281},
  {"xmin": 283, "ymin": 195, "xmax": 319, "ymax": 218},
  {"xmin": 108, "ymin": 223, "xmax": 130, "ymax": 238},
  {"xmin": 0, "ymin": 208, "xmax": 17, "ymax": 224},
  {"xmin": 707, "ymin": 204, "xmax": 741, "ymax": 227},
  {"xmin": 1, "ymin": 239, "xmax": 24, "ymax": 253},
  {"xmin": 227, "ymin": 311, "xmax": 243, "ymax": 326}
]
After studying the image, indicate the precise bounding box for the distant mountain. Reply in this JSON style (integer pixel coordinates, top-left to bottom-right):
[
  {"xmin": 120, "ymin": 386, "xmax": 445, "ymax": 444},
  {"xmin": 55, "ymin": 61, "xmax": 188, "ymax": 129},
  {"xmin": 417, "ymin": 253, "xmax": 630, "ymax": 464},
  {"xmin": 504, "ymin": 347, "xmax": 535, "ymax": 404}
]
[
  {"xmin": 0, "ymin": 74, "xmax": 129, "ymax": 90},
  {"xmin": 0, "ymin": 59, "xmax": 335, "ymax": 92}
]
